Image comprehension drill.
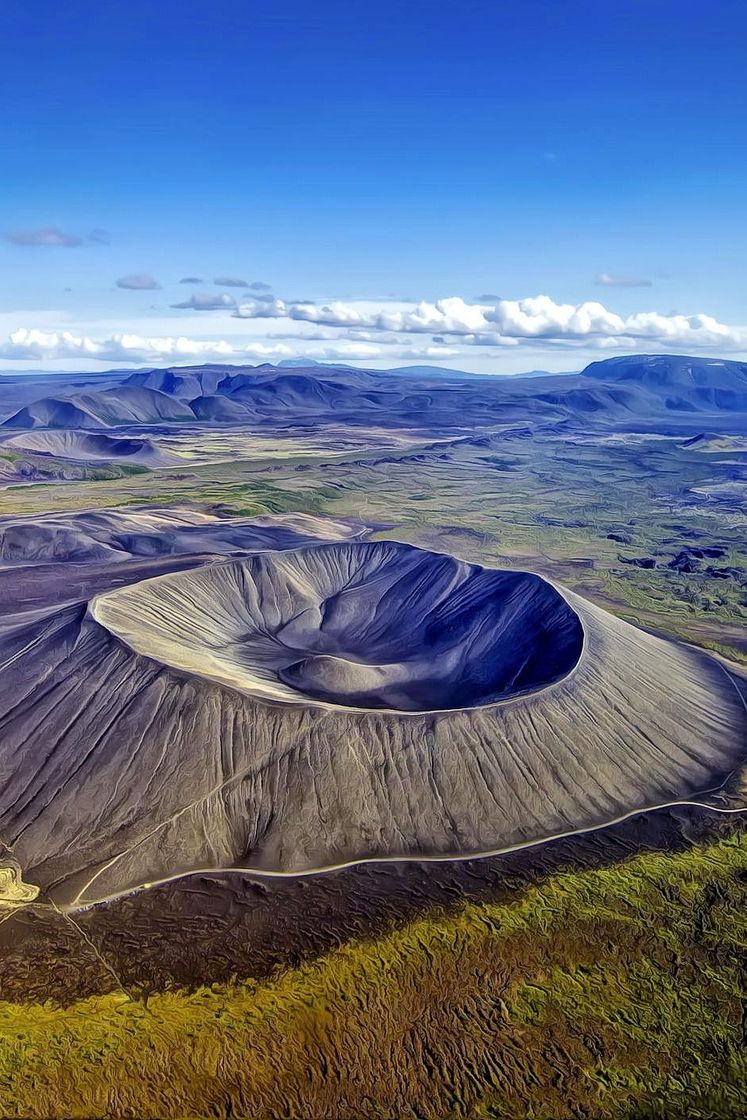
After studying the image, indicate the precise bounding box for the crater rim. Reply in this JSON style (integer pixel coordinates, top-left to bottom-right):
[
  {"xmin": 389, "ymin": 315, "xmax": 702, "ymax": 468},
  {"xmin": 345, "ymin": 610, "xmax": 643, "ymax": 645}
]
[{"xmin": 90, "ymin": 540, "xmax": 587, "ymax": 716}]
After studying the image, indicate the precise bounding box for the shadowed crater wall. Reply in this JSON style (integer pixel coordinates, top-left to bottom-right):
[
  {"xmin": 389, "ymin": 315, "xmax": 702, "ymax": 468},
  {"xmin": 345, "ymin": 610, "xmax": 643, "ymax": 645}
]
[{"xmin": 93, "ymin": 543, "xmax": 584, "ymax": 711}]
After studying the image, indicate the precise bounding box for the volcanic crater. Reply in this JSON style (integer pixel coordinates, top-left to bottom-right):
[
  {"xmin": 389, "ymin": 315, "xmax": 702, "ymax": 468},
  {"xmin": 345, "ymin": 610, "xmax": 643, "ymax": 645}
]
[
  {"xmin": 92, "ymin": 542, "xmax": 585, "ymax": 712},
  {"xmin": 0, "ymin": 536, "xmax": 743, "ymax": 906}
]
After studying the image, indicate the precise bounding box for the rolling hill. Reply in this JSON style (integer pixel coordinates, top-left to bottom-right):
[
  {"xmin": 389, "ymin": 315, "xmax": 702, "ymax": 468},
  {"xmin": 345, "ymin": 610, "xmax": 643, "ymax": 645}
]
[{"xmin": 3, "ymin": 386, "xmax": 196, "ymax": 429}]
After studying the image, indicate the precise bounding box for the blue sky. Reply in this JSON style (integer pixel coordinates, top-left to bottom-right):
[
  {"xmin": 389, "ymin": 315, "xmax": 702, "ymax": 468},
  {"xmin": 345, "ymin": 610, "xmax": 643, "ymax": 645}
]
[{"xmin": 1, "ymin": 0, "xmax": 746, "ymax": 372}]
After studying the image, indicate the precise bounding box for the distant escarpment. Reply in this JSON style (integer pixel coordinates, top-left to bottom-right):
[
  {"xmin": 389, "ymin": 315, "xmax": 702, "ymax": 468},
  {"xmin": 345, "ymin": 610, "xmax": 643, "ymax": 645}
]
[{"xmin": 581, "ymin": 354, "xmax": 747, "ymax": 412}]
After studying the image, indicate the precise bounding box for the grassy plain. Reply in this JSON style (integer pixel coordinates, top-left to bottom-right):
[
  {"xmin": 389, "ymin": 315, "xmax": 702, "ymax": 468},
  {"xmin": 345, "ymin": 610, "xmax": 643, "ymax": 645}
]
[{"xmin": 0, "ymin": 825, "xmax": 744, "ymax": 1118}]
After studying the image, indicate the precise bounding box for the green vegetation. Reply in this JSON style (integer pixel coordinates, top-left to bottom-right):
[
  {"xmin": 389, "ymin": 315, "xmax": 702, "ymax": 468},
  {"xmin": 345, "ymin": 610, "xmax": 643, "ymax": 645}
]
[
  {"xmin": 0, "ymin": 828, "xmax": 744, "ymax": 1118},
  {"xmin": 0, "ymin": 457, "xmax": 148, "ymax": 485},
  {"xmin": 0, "ymin": 465, "xmax": 332, "ymax": 519}
]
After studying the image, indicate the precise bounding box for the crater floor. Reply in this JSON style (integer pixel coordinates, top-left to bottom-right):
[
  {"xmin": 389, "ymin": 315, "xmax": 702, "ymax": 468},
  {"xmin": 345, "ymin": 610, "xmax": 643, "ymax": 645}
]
[{"xmin": 92, "ymin": 542, "xmax": 585, "ymax": 711}]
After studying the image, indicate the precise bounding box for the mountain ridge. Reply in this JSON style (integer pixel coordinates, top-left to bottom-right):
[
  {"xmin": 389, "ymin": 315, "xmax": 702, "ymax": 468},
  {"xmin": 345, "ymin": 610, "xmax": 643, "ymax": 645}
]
[{"xmin": 2, "ymin": 354, "xmax": 746, "ymax": 431}]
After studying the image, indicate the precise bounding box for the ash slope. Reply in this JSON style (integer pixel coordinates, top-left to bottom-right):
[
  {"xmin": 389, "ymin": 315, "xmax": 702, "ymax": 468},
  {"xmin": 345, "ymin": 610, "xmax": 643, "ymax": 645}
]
[
  {"xmin": 3, "ymin": 429, "xmax": 180, "ymax": 466},
  {"xmin": 0, "ymin": 543, "xmax": 742, "ymax": 908}
]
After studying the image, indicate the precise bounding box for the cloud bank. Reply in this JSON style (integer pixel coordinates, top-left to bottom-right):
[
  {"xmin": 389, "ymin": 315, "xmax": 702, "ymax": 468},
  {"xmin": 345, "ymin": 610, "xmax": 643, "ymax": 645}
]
[
  {"xmin": 5, "ymin": 227, "xmax": 83, "ymax": 248},
  {"xmin": 232, "ymin": 293, "xmax": 744, "ymax": 351},
  {"xmin": 0, "ymin": 328, "xmax": 285, "ymax": 363},
  {"xmin": 2, "ymin": 292, "xmax": 744, "ymax": 369},
  {"xmin": 0, "ymin": 328, "xmax": 458, "ymax": 366}
]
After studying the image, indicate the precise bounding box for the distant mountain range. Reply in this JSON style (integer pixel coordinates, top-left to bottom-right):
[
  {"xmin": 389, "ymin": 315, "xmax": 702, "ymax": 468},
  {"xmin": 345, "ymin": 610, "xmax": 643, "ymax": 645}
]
[
  {"xmin": 385, "ymin": 364, "xmax": 561, "ymax": 380},
  {"xmin": 2, "ymin": 354, "xmax": 747, "ymax": 431},
  {"xmin": 277, "ymin": 359, "xmax": 561, "ymax": 380}
]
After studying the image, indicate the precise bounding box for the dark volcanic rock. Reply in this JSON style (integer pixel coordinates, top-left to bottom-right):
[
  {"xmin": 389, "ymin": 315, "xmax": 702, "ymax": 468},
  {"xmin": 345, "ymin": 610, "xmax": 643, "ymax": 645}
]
[
  {"xmin": 704, "ymin": 566, "xmax": 745, "ymax": 581},
  {"xmin": 619, "ymin": 555, "xmax": 657, "ymax": 569},
  {"xmin": 668, "ymin": 545, "xmax": 729, "ymax": 573},
  {"xmin": 607, "ymin": 532, "xmax": 633, "ymax": 544},
  {"xmin": 668, "ymin": 551, "xmax": 703, "ymax": 573}
]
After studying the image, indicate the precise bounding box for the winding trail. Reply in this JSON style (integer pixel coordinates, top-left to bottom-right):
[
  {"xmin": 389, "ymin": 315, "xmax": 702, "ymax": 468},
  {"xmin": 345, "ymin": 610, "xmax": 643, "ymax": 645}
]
[
  {"xmin": 67, "ymin": 789, "xmax": 747, "ymax": 914},
  {"xmin": 68, "ymin": 653, "xmax": 746, "ymax": 912}
]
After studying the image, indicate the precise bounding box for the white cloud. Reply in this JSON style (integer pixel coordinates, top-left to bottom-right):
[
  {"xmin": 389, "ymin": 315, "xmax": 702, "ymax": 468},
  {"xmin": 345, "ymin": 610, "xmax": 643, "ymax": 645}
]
[
  {"xmin": 171, "ymin": 292, "xmax": 237, "ymax": 310},
  {"xmin": 0, "ymin": 329, "xmax": 383, "ymax": 365},
  {"xmin": 116, "ymin": 273, "xmax": 161, "ymax": 291},
  {"xmin": 0, "ymin": 328, "xmax": 237, "ymax": 363},
  {"xmin": 2, "ymin": 329, "xmax": 102, "ymax": 360},
  {"xmin": 3, "ymin": 289, "xmax": 745, "ymax": 373},
  {"xmin": 234, "ymin": 293, "xmax": 745, "ymax": 351},
  {"xmin": 233, "ymin": 295, "xmax": 489, "ymax": 333},
  {"xmin": 596, "ymin": 272, "xmax": 653, "ymax": 289},
  {"xmin": 4, "ymin": 226, "xmax": 110, "ymax": 248},
  {"xmin": 397, "ymin": 345, "xmax": 462, "ymax": 359},
  {"xmin": 241, "ymin": 342, "xmax": 295, "ymax": 358}
]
